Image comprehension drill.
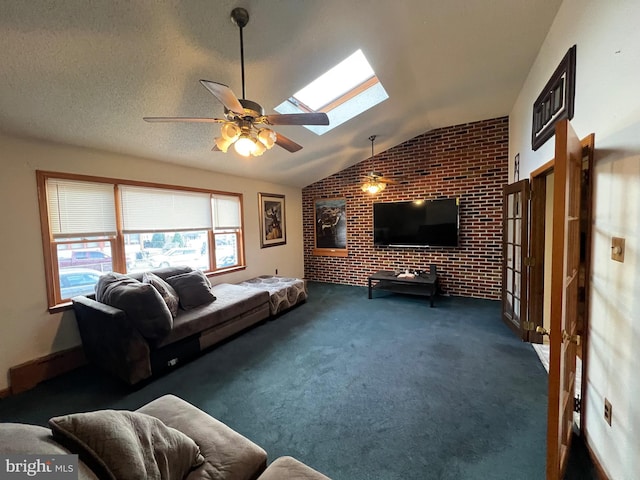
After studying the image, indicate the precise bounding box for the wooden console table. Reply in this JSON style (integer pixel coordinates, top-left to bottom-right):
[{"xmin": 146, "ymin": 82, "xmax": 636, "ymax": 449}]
[{"xmin": 368, "ymin": 268, "xmax": 438, "ymax": 307}]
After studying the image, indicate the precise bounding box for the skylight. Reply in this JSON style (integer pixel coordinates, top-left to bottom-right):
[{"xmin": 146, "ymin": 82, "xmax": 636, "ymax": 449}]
[{"xmin": 274, "ymin": 49, "xmax": 388, "ymax": 135}]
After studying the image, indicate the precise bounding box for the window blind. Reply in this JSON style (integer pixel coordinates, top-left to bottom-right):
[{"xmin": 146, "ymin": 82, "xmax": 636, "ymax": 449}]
[
  {"xmin": 212, "ymin": 194, "xmax": 241, "ymax": 229},
  {"xmin": 120, "ymin": 186, "xmax": 212, "ymax": 232},
  {"xmin": 46, "ymin": 179, "xmax": 117, "ymax": 238}
]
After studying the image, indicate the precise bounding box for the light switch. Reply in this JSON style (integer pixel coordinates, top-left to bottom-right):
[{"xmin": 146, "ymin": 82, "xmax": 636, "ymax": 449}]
[{"xmin": 611, "ymin": 237, "xmax": 625, "ymax": 262}]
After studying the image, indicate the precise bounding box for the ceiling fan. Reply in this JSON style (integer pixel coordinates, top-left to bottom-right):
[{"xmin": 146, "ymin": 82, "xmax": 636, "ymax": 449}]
[
  {"xmin": 143, "ymin": 7, "xmax": 329, "ymax": 156},
  {"xmin": 361, "ymin": 135, "xmax": 398, "ymax": 194}
]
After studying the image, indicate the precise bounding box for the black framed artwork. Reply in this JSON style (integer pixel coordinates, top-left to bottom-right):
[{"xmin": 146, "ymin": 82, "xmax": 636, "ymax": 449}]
[
  {"xmin": 313, "ymin": 197, "xmax": 347, "ymax": 257},
  {"xmin": 531, "ymin": 45, "xmax": 576, "ymax": 151},
  {"xmin": 259, "ymin": 193, "xmax": 286, "ymax": 248}
]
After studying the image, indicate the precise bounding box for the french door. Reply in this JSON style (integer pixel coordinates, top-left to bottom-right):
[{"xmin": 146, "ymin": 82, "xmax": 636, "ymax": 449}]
[
  {"xmin": 546, "ymin": 119, "xmax": 583, "ymax": 480},
  {"xmin": 501, "ymin": 179, "xmax": 530, "ymax": 340}
]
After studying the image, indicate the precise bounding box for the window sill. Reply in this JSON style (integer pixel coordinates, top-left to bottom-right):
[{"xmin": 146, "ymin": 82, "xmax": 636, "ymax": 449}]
[{"xmin": 49, "ymin": 301, "xmax": 73, "ymax": 314}]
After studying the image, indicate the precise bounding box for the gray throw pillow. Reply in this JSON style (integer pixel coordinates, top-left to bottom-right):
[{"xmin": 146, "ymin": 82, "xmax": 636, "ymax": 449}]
[
  {"xmin": 96, "ymin": 272, "xmax": 172, "ymax": 340},
  {"xmin": 49, "ymin": 410, "xmax": 204, "ymax": 480},
  {"xmin": 143, "ymin": 271, "xmax": 180, "ymax": 318},
  {"xmin": 166, "ymin": 270, "xmax": 216, "ymax": 310}
]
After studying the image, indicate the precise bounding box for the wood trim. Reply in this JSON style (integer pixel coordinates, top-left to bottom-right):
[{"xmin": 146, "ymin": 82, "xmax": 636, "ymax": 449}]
[
  {"xmin": 0, "ymin": 387, "xmax": 11, "ymax": 399},
  {"xmin": 528, "ymin": 172, "xmax": 548, "ymax": 343},
  {"xmin": 530, "ymin": 158, "xmax": 555, "ymax": 179},
  {"xmin": 36, "ymin": 170, "xmax": 240, "ymax": 196},
  {"xmin": 8, "ymin": 346, "xmax": 86, "ymax": 395}
]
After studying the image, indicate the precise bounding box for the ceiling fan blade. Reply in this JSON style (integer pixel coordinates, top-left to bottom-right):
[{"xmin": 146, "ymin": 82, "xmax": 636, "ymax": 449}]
[
  {"xmin": 199, "ymin": 80, "xmax": 244, "ymax": 115},
  {"xmin": 378, "ymin": 176, "xmax": 399, "ymax": 184},
  {"xmin": 143, "ymin": 117, "xmax": 225, "ymax": 123},
  {"xmin": 275, "ymin": 133, "xmax": 303, "ymax": 153},
  {"xmin": 265, "ymin": 112, "xmax": 329, "ymax": 126}
]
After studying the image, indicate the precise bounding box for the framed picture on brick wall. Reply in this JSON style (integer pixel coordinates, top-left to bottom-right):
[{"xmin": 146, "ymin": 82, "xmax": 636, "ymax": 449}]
[
  {"xmin": 259, "ymin": 193, "xmax": 286, "ymax": 248},
  {"xmin": 313, "ymin": 197, "xmax": 348, "ymax": 257}
]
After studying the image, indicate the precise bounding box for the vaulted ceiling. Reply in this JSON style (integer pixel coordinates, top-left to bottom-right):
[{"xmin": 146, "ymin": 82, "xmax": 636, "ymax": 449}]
[{"xmin": 0, "ymin": 1, "xmax": 562, "ymax": 187}]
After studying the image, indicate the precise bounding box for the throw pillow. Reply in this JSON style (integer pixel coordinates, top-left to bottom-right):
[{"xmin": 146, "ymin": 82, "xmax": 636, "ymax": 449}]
[
  {"xmin": 166, "ymin": 270, "xmax": 216, "ymax": 310},
  {"xmin": 143, "ymin": 271, "xmax": 180, "ymax": 318},
  {"xmin": 96, "ymin": 272, "xmax": 172, "ymax": 340},
  {"xmin": 49, "ymin": 410, "xmax": 204, "ymax": 480}
]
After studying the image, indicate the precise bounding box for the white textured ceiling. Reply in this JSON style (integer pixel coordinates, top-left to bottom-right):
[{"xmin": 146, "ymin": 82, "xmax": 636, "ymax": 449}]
[{"xmin": 0, "ymin": 0, "xmax": 561, "ymax": 187}]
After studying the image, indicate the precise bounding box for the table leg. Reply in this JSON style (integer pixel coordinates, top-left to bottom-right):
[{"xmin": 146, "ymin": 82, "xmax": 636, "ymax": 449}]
[{"xmin": 368, "ymin": 278, "xmax": 372, "ymax": 299}]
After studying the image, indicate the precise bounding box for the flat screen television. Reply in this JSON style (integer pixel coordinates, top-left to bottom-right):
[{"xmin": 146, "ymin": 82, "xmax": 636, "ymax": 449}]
[{"xmin": 373, "ymin": 198, "xmax": 459, "ymax": 247}]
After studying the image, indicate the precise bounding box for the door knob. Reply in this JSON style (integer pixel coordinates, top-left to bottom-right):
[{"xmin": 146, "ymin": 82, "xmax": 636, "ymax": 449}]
[{"xmin": 536, "ymin": 326, "xmax": 549, "ymax": 336}]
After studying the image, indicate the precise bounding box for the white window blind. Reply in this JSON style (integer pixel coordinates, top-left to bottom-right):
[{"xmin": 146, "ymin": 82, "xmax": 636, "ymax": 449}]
[
  {"xmin": 120, "ymin": 186, "xmax": 212, "ymax": 232},
  {"xmin": 212, "ymin": 194, "xmax": 241, "ymax": 229},
  {"xmin": 46, "ymin": 179, "xmax": 117, "ymax": 238}
]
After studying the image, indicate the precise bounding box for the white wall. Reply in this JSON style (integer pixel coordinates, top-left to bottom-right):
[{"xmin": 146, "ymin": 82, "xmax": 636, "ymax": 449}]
[
  {"xmin": 509, "ymin": 1, "xmax": 640, "ymax": 478},
  {"xmin": 0, "ymin": 133, "xmax": 304, "ymax": 392}
]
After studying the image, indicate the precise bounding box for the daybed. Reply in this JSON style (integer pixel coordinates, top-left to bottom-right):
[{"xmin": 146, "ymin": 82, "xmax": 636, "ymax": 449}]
[
  {"xmin": 72, "ymin": 266, "xmax": 270, "ymax": 385},
  {"xmin": 0, "ymin": 394, "xmax": 331, "ymax": 479}
]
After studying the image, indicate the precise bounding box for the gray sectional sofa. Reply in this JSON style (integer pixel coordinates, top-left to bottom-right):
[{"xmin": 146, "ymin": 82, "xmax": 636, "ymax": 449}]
[
  {"xmin": 72, "ymin": 266, "xmax": 271, "ymax": 385},
  {"xmin": 0, "ymin": 394, "xmax": 331, "ymax": 479}
]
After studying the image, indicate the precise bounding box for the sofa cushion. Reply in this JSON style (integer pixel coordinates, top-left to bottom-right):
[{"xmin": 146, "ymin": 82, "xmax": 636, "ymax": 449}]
[
  {"xmin": 166, "ymin": 270, "xmax": 216, "ymax": 310},
  {"xmin": 137, "ymin": 395, "xmax": 267, "ymax": 480},
  {"xmin": 0, "ymin": 423, "xmax": 99, "ymax": 480},
  {"xmin": 49, "ymin": 410, "xmax": 204, "ymax": 480},
  {"xmin": 257, "ymin": 456, "xmax": 331, "ymax": 480},
  {"xmin": 143, "ymin": 271, "xmax": 180, "ymax": 318},
  {"xmin": 155, "ymin": 284, "xmax": 269, "ymax": 348},
  {"xmin": 95, "ymin": 272, "xmax": 172, "ymax": 341}
]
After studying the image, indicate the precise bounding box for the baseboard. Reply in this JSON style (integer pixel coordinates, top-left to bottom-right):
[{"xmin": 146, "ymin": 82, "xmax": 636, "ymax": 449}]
[{"xmin": 8, "ymin": 346, "xmax": 87, "ymax": 395}]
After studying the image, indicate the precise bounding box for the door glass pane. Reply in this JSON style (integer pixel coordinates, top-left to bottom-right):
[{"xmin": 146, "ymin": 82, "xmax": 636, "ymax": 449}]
[
  {"xmin": 506, "ymin": 267, "xmax": 514, "ymax": 292},
  {"xmin": 514, "ymin": 245, "xmax": 521, "ymax": 269},
  {"xmin": 514, "ymin": 218, "xmax": 522, "ymax": 243}
]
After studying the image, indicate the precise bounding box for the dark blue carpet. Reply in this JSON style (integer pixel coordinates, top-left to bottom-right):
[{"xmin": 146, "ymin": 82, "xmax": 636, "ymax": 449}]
[{"xmin": 1, "ymin": 282, "xmax": 556, "ymax": 479}]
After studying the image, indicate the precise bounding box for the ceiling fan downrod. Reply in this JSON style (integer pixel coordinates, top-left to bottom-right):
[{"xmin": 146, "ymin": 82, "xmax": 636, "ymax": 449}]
[{"xmin": 231, "ymin": 8, "xmax": 249, "ymax": 100}]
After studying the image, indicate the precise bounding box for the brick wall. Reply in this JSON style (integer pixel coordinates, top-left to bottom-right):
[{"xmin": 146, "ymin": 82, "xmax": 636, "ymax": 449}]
[{"xmin": 302, "ymin": 116, "xmax": 508, "ymax": 299}]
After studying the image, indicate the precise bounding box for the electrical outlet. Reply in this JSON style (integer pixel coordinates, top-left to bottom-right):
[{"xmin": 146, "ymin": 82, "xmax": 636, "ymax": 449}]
[{"xmin": 604, "ymin": 398, "xmax": 612, "ymax": 426}]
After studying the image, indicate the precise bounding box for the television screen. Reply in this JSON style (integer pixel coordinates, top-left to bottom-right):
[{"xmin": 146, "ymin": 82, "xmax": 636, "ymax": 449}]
[{"xmin": 373, "ymin": 198, "xmax": 459, "ymax": 247}]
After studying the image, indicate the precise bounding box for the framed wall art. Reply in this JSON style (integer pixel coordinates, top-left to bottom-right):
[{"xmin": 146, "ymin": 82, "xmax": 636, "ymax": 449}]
[
  {"xmin": 313, "ymin": 197, "xmax": 348, "ymax": 257},
  {"xmin": 259, "ymin": 193, "xmax": 286, "ymax": 248},
  {"xmin": 531, "ymin": 45, "xmax": 576, "ymax": 151}
]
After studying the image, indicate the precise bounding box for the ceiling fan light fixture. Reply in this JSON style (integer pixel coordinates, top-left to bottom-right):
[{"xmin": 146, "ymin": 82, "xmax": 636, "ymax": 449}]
[
  {"xmin": 257, "ymin": 128, "xmax": 277, "ymax": 149},
  {"xmin": 234, "ymin": 135, "xmax": 257, "ymax": 157},
  {"xmin": 215, "ymin": 136, "xmax": 232, "ymax": 152},
  {"xmin": 252, "ymin": 138, "xmax": 267, "ymax": 156},
  {"xmin": 221, "ymin": 122, "xmax": 241, "ymax": 141},
  {"xmin": 361, "ymin": 181, "xmax": 386, "ymax": 194}
]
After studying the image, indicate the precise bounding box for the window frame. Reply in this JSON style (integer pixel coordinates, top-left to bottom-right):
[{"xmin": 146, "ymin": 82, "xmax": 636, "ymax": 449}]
[{"xmin": 37, "ymin": 171, "xmax": 246, "ymax": 311}]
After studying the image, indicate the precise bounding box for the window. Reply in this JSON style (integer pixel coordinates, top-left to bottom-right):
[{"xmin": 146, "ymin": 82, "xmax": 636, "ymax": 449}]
[
  {"xmin": 37, "ymin": 172, "xmax": 245, "ymax": 308},
  {"xmin": 274, "ymin": 49, "xmax": 389, "ymax": 135}
]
